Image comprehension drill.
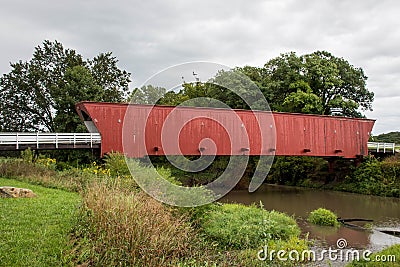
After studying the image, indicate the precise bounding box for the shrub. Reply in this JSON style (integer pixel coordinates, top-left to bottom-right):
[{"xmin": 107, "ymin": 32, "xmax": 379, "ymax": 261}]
[
  {"xmin": 267, "ymin": 156, "xmax": 328, "ymax": 186},
  {"xmin": 0, "ymin": 159, "xmax": 54, "ymax": 178},
  {"xmin": 0, "ymin": 158, "xmax": 96, "ymax": 192},
  {"xmin": 265, "ymin": 235, "xmax": 313, "ymax": 265},
  {"xmin": 21, "ymin": 148, "xmax": 34, "ymax": 163},
  {"xmin": 337, "ymin": 156, "xmax": 400, "ymax": 197},
  {"xmin": 200, "ymin": 203, "xmax": 301, "ymax": 249},
  {"xmin": 104, "ymin": 152, "xmax": 130, "ymax": 177},
  {"xmin": 307, "ymin": 208, "xmax": 339, "ymax": 227},
  {"xmin": 126, "ymin": 159, "xmax": 215, "ymax": 206},
  {"xmin": 36, "ymin": 156, "xmax": 57, "ymax": 170},
  {"xmin": 82, "ymin": 160, "xmax": 110, "ymax": 176}
]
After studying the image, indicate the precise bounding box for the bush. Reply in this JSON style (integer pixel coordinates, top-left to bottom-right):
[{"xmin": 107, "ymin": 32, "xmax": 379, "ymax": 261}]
[
  {"xmin": 21, "ymin": 148, "xmax": 34, "ymax": 163},
  {"xmin": 267, "ymin": 156, "xmax": 328, "ymax": 186},
  {"xmin": 200, "ymin": 203, "xmax": 301, "ymax": 249},
  {"xmin": 104, "ymin": 152, "xmax": 130, "ymax": 177},
  {"xmin": 0, "ymin": 159, "xmax": 55, "ymax": 178},
  {"xmin": 35, "ymin": 156, "xmax": 57, "ymax": 170},
  {"xmin": 265, "ymin": 236, "xmax": 313, "ymax": 265},
  {"xmin": 200, "ymin": 236, "xmax": 311, "ymax": 267},
  {"xmin": 336, "ymin": 156, "xmax": 400, "ymax": 197},
  {"xmin": 0, "ymin": 158, "xmax": 96, "ymax": 192},
  {"xmin": 126, "ymin": 159, "xmax": 215, "ymax": 206},
  {"xmin": 307, "ymin": 208, "xmax": 339, "ymax": 227}
]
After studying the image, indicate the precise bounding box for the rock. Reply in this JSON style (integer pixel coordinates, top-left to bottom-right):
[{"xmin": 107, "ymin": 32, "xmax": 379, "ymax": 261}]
[{"xmin": 0, "ymin": 186, "xmax": 36, "ymax": 198}]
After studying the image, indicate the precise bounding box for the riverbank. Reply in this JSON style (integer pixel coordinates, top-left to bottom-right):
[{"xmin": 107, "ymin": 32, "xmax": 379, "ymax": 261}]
[
  {"xmin": 1, "ymin": 154, "xmax": 399, "ymax": 266},
  {"xmin": 222, "ymin": 184, "xmax": 400, "ymax": 251},
  {"xmin": 0, "ymin": 156, "xmax": 309, "ymax": 266},
  {"xmin": 151, "ymin": 154, "xmax": 400, "ymax": 199},
  {"xmin": 251, "ymin": 155, "xmax": 400, "ymax": 198},
  {"xmin": 327, "ymin": 156, "xmax": 400, "ymax": 198}
]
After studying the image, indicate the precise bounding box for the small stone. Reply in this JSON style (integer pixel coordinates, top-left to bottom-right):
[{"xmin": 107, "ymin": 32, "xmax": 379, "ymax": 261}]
[{"xmin": 0, "ymin": 186, "xmax": 36, "ymax": 198}]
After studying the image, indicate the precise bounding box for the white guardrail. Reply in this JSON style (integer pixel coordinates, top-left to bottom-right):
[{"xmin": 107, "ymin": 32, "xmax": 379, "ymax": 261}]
[
  {"xmin": 367, "ymin": 142, "xmax": 396, "ymax": 154},
  {"xmin": 0, "ymin": 132, "xmax": 101, "ymax": 149}
]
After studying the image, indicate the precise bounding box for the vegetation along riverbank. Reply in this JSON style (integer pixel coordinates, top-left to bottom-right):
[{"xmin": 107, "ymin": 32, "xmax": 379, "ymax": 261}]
[
  {"xmin": 0, "ymin": 152, "xmax": 307, "ymax": 266},
  {"xmin": 1, "ymin": 150, "xmax": 399, "ymax": 266}
]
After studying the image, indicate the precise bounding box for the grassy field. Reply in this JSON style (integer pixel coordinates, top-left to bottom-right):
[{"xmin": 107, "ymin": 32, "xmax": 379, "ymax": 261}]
[{"xmin": 0, "ymin": 178, "xmax": 80, "ymax": 267}]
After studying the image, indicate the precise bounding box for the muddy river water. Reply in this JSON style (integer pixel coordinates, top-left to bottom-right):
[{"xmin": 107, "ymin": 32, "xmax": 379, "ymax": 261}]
[{"xmin": 221, "ymin": 184, "xmax": 400, "ymax": 251}]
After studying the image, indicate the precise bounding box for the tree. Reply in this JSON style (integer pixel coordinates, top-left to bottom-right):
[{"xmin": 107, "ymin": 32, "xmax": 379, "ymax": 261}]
[
  {"xmin": 262, "ymin": 52, "xmax": 304, "ymax": 111},
  {"xmin": 208, "ymin": 69, "xmax": 268, "ymax": 110},
  {"xmin": 0, "ymin": 40, "xmax": 131, "ymax": 132},
  {"xmin": 162, "ymin": 69, "xmax": 269, "ymax": 110},
  {"xmin": 53, "ymin": 65, "xmax": 104, "ymax": 132},
  {"xmin": 158, "ymin": 90, "xmax": 187, "ymax": 106},
  {"xmin": 372, "ymin": 132, "xmax": 400, "ymax": 143},
  {"xmin": 245, "ymin": 51, "xmax": 374, "ymax": 117},
  {"xmin": 281, "ymin": 81, "xmax": 323, "ymax": 114},
  {"xmin": 129, "ymin": 85, "xmax": 167, "ymax": 105},
  {"xmin": 88, "ymin": 52, "xmax": 130, "ymax": 103},
  {"xmin": 303, "ymin": 51, "xmax": 373, "ymax": 117}
]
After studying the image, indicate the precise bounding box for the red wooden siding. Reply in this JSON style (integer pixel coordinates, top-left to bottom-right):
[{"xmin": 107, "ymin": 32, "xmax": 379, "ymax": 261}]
[{"xmin": 76, "ymin": 102, "xmax": 375, "ymax": 159}]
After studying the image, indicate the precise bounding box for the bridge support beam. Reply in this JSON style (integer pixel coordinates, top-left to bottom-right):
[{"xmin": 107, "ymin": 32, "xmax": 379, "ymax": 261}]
[
  {"xmin": 354, "ymin": 155, "xmax": 363, "ymax": 167},
  {"xmin": 327, "ymin": 158, "xmax": 335, "ymax": 173}
]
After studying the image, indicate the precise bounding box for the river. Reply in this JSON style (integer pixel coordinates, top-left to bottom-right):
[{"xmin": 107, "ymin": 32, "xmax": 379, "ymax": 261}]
[{"xmin": 221, "ymin": 184, "xmax": 400, "ymax": 251}]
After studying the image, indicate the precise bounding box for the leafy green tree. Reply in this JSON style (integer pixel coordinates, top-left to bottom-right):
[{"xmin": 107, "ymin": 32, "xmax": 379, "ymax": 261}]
[
  {"xmin": 129, "ymin": 85, "xmax": 167, "ymax": 105},
  {"xmin": 0, "ymin": 40, "xmax": 131, "ymax": 132},
  {"xmin": 245, "ymin": 51, "xmax": 374, "ymax": 117},
  {"xmin": 181, "ymin": 82, "xmax": 208, "ymax": 100},
  {"xmin": 209, "ymin": 69, "xmax": 268, "ymax": 110},
  {"xmin": 88, "ymin": 52, "xmax": 131, "ymax": 102},
  {"xmin": 53, "ymin": 66, "xmax": 103, "ymax": 132},
  {"xmin": 164, "ymin": 69, "xmax": 269, "ymax": 110},
  {"xmin": 262, "ymin": 52, "xmax": 304, "ymax": 111},
  {"xmin": 281, "ymin": 81, "xmax": 323, "ymax": 114},
  {"xmin": 303, "ymin": 51, "xmax": 373, "ymax": 117},
  {"xmin": 163, "ymin": 51, "xmax": 373, "ymax": 117},
  {"xmin": 158, "ymin": 90, "xmax": 187, "ymax": 106},
  {"xmin": 131, "ymin": 51, "xmax": 371, "ymax": 118},
  {"xmin": 372, "ymin": 132, "xmax": 400, "ymax": 143}
]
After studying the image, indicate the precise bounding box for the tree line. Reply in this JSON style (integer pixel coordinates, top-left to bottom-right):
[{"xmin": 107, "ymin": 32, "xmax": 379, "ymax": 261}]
[
  {"xmin": 0, "ymin": 40, "xmax": 130, "ymax": 133},
  {"xmin": 0, "ymin": 40, "xmax": 374, "ymax": 133},
  {"xmin": 133, "ymin": 52, "xmax": 374, "ymax": 117}
]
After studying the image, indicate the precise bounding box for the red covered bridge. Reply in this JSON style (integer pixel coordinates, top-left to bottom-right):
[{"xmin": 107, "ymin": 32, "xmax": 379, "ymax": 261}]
[{"xmin": 76, "ymin": 102, "xmax": 375, "ymax": 159}]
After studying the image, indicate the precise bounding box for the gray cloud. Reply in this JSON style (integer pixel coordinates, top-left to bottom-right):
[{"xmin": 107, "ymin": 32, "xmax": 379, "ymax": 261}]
[{"xmin": 1, "ymin": 0, "xmax": 399, "ymax": 134}]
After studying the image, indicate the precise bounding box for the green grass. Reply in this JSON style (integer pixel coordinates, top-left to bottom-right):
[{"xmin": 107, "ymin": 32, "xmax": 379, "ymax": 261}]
[
  {"xmin": 199, "ymin": 203, "xmax": 301, "ymax": 249},
  {"xmin": 0, "ymin": 178, "xmax": 80, "ymax": 267},
  {"xmin": 347, "ymin": 244, "xmax": 400, "ymax": 266},
  {"xmin": 0, "ymin": 155, "xmax": 310, "ymax": 266}
]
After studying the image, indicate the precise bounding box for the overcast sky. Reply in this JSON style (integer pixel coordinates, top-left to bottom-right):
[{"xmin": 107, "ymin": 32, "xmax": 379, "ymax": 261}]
[{"xmin": 1, "ymin": 0, "xmax": 399, "ymax": 134}]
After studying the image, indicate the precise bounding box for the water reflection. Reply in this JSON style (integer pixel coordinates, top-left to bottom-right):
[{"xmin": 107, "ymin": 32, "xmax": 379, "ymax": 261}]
[{"xmin": 220, "ymin": 184, "xmax": 400, "ymax": 250}]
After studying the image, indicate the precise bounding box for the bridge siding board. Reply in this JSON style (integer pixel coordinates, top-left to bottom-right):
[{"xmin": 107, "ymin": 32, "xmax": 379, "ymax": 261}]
[{"xmin": 76, "ymin": 102, "xmax": 375, "ymax": 159}]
